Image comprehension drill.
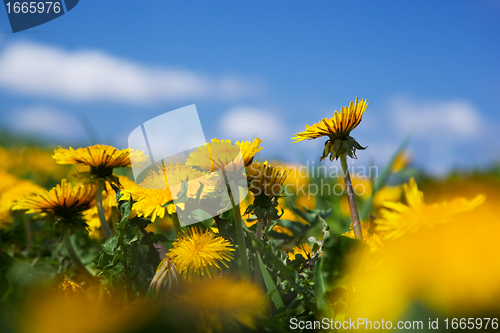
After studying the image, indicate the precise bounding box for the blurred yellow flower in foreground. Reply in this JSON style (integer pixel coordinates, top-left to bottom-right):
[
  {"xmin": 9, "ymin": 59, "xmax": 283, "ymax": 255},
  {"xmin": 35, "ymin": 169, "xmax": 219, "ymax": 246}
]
[
  {"xmin": 372, "ymin": 185, "xmax": 402, "ymax": 209},
  {"xmin": 167, "ymin": 227, "xmax": 234, "ymax": 278},
  {"xmin": 376, "ymin": 178, "xmax": 484, "ymax": 240},
  {"xmin": 343, "ymin": 221, "xmax": 384, "ymax": 251},
  {"xmin": 13, "ymin": 179, "xmax": 96, "ymax": 227},
  {"xmin": 19, "ymin": 291, "xmax": 150, "ymax": 333},
  {"xmin": 347, "ymin": 205, "xmax": 500, "ymax": 321},
  {"xmin": 172, "ymin": 277, "xmax": 266, "ymax": 332}
]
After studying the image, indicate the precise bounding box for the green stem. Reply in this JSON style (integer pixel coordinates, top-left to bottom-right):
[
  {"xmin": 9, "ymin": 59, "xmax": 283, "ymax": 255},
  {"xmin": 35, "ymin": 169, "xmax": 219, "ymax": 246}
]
[
  {"xmin": 339, "ymin": 154, "xmax": 363, "ymax": 241},
  {"xmin": 221, "ymin": 169, "xmax": 250, "ymax": 277},
  {"xmin": 96, "ymin": 180, "xmax": 112, "ymax": 239},
  {"xmin": 172, "ymin": 212, "xmax": 182, "ymax": 236},
  {"xmin": 63, "ymin": 229, "xmax": 97, "ymax": 283},
  {"xmin": 231, "ymin": 199, "xmax": 250, "ymax": 277},
  {"xmin": 254, "ymin": 218, "xmax": 265, "ymax": 283}
]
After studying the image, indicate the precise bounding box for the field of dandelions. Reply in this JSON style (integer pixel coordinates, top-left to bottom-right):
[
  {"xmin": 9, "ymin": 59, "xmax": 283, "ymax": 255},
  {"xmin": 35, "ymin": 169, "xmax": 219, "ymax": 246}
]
[{"xmin": 1, "ymin": 98, "xmax": 500, "ymax": 333}]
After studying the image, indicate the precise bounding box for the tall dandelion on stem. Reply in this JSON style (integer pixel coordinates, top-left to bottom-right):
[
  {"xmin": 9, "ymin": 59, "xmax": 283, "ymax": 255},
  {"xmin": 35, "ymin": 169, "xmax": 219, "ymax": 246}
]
[
  {"xmin": 292, "ymin": 97, "xmax": 368, "ymax": 240},
  {"xmin": 53, "ymin": 145, "xmax": 146, "ymax": 239}
]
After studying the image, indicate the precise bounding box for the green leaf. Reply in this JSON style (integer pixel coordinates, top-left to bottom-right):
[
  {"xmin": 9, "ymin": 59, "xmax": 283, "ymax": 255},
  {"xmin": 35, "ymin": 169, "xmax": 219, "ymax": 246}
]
[
  {"xmin": 291, "ymin": 206, "xmax": 331, "ymax": 226},
  {"xmin": 320, "ymin": 235, "xmax": 359, "ymax": 290},
  {"xmin": 258, "ymin": 254, "xmax": 285, "ymax": 311},
  {"xmin": 220, "ymin": 208, "xmax": 234, "ymax": 221},
  {"xmin": 190, "ymin": 208, "xmax": 213, "ymax": 221},
  {"xmin": 194, "ymin": 182, "xmax": 205, "ymax": 202},
  {"xmin": 102, "ymin": 234, "xmax": 119, "ymax": 256},
  {"xmin": 119, "ymin": 197, "xmax": 134, "ymax": 224},
  {"xmin": 314, "ymin": 257, "xmax": 328, "ymax": 312},
  {"xmin": 151, "ymin": 233, "xmax": 168, "ymax": 243},
  {"xmin": 128, "ymin": 235, "xmax": 139, "ymax": 245}
]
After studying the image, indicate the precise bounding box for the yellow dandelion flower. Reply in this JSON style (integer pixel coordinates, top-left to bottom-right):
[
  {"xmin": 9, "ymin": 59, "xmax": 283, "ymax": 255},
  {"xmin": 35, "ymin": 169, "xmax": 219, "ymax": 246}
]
[
  {"xmin": 372, "ymin": 185, "xmax": 403, "ymax": 209},
  {"xmin": 53, "ymin": 145, "xmax": 146, "ymax": 179},
  {"xmin": 0, "ymin": 180, "xmax": 44, "ymax": 227},
  {"xmin": 98, "ymin": 175, "xmax": 138, "ymax": 209},
  {"xmin": 376, "ymin": 178, "xmax": 485, "ymax": 240},
  {"xmin": 292, "ymin": 97, "xmax": 368, "ymax": 161},
  {"xmin": 121, "ymin": 163, "xmax": 217, "ymax": 221},
  {"xmin": 246, "ymin": 161, "xmax": 290, "ymax": 198},
  {"xmin": 20, "ymin": 289, "xmax": 151, "ymax": 333},
  {"xmin": 172, "ymin": 277, "xmax": 266, "ymax": 332},
  {"xmin": 288, "ymin": 243, "xmax": 313, "ymax": 261},
  {"xmin": 186, "ymin": 137, "xmax": 263, "ymax": 171},
  {"xmin": 167, "ymin": 227, "xmax": 234, "ymax": 278},
  {"xmin": 234, "ymin": 138, "xmax": 263, "ymax": 166},
  {"xmin": 13, "ymin": 179, "xmax": 96, "ymax": 228},
  {"xmin": 122, "ymin": 187, "xmax": 176, "ymax": 222}
]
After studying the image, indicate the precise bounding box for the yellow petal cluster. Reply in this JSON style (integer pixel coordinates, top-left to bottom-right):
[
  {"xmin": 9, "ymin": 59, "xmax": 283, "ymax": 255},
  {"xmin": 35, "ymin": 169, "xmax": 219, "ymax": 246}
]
[
  {"xmin": 246, "ymin": 161, "xmax": 290, "ymax": 198},
  {"xmin": 121, "ymin": 163, "xmax": 217, "ymax": 221},
  {"xmin": 167, "ymin": 227, "xmax": 234, "ymax": 278},
  {"xmin": 53, "ymin": 145, "xmax": 146, "ymax": 179},
  {"xmin": 288, "ymin": 243, "xmax": 313, "ymax": 261},
  {"xmin": 292, "ymin": 98, "xmax": 368, "ymax": 143},
  {"xmin": 13, "ymin": 179, "xmax": 96, "ymax": 223},
  {"xmin": 186, "ymin": 137, "xmax": 263, "ymax": 171}
]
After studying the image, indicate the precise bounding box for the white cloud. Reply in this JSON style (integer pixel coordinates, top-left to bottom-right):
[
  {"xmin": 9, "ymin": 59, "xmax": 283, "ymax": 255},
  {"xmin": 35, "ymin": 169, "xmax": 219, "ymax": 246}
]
[
  {"xmin": 0, "ymin": 42, "xmax": 262, "ymax": 104},
  {"xmin": 8, "ymin": 106, "xmax": 85, "ymax": 141},
  {"xmin": 219, "ymin": 106, "xmax": 286, "ymax": 143},
  {"xmin": 386, "ymin": 96, "xmax": 488, "ymax": 175},
  {"xmin": 389, "ymin": 96, "xmax": 483, "ymax": 139}
]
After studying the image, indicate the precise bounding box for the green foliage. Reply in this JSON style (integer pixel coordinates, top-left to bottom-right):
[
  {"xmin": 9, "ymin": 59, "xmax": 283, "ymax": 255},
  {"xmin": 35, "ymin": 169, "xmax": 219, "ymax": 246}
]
[{"xmin": 93, "ymin": 196, "xmax": 165, "ymax": 297}]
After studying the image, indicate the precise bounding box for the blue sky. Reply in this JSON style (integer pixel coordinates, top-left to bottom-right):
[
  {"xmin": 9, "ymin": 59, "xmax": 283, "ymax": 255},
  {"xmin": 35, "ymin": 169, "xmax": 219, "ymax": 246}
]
[{"xmin": 0, "ymin": 0, "xmax": 499, "ymax": 174}]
